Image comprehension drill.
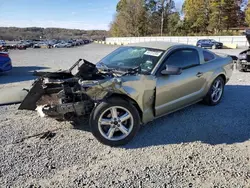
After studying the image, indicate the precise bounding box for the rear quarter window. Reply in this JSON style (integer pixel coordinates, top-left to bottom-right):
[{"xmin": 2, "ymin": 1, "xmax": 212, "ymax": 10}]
[{"xmin": 203, "ymin": 51, "xmax": 215, "ymax": 62}]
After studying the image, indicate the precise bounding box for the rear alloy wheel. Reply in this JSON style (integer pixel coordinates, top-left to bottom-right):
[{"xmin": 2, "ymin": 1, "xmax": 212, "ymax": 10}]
[
  {"xmin": 203, "ymin": 76, "xmax": 225, "ymax": 106},
  {"xmin": 90, "ymin": 98, "xmax": 140, "ymax": 146}
]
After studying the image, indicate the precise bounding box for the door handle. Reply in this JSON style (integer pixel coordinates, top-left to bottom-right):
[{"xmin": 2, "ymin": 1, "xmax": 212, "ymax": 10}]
[{"xmin": 196, "ymin": 72, "xmax": 203, "ymax": 77}]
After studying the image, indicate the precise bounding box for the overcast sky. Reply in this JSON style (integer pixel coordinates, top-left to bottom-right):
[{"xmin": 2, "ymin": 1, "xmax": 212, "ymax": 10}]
[{"xmin": 0, "ymin": 0, "xmax": 184, "ymax": 30}]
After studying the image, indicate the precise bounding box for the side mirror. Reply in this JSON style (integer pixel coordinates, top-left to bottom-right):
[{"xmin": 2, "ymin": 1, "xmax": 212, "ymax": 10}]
[{"xmin": 161, "ymin": 65, "xmax": 182, "ymax": 75}]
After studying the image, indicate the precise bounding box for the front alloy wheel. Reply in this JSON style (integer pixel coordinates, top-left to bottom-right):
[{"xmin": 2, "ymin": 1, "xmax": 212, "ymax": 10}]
[
  {"xmin": 90, "ymin": 98, "xmax": 140, "ymax": 146},
  {"xmin": 98, "ymin": 106, "xmax": 134, "ymax": 141}
]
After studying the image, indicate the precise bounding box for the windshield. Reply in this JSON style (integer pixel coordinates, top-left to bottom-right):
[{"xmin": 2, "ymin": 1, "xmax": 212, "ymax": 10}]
[{"xmin": 98, "ymin": 46, "xmax": 164, "ymax": 74}]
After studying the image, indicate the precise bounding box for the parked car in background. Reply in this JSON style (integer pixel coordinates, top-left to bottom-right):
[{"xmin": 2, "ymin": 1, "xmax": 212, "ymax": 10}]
[
  {"xmin": 22, "ymin": 42, "xmax": 33, "ymax": 48},
  {"xmin": 19, "ymin": 42, "xmax": 233, "ymax": 146},
  {"xmin": 0, "ymin": 52, "xmax": 12, "ymax": 73},
  {"xmin": 54, "ymin": 42, "xmax": 67, "ymax": 48},
  {"xmin": 0, "ymin": 45, "xmax": 8, "ymax": 52},
  {"xmin": 83, "ymin": 39, "xmax": 91, "ymax": 44},
  {"xmin": 16, "ymin": 43, "xmax": 27, "ymax": 50},
  {"xmin": 54, "ymin": 42, "xmax": 72, "ymax": 48},
  {"xmin": 33, "ymin": 42, "xmax": 49, "ymax": 49},
  {"xmin": 0, "ymin": 40, "xmax": 6, "ymax": 46},
  {"xmin": 196, "ymin": 39, "xmax": 223, "ymax": 49},
  {"xmin": 4, "ymin": 44, "xmax": 15, "ymax": 50}
]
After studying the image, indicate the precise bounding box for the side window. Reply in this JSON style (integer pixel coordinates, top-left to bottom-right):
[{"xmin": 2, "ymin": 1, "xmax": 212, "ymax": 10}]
[
  {"xmin": 164, "ymin": 49, "xmax": 200, "ymax": 69},
  {"xmin": 203, "ymin": 51, "xmax": 215, "ymax": 62},
  {"xmin": 203, "ymin": 40, "xmax": 208, "ymax": 43}
]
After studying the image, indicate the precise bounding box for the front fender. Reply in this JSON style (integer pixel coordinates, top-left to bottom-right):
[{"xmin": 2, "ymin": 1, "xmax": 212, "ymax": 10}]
[{"xmin": 85, "ymin": 75, "xmax": 157, "ymax": 124}]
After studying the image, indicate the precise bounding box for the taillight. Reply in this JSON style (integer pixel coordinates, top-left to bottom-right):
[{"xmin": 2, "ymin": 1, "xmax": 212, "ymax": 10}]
[{"xmin": 0, "ymin": 53, "xmax": 9, "ymax": 57}]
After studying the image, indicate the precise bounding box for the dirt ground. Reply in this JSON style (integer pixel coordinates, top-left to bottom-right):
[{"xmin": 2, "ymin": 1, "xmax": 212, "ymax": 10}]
[{"xmin": 0, "ymin": 44, "xmax": 249, "ymax": 188}]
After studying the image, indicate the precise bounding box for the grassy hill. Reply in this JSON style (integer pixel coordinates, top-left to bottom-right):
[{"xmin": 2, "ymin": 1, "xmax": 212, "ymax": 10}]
[{"xmin": 0, "ymin": 27, "xmax": 108, "ymax": 40}]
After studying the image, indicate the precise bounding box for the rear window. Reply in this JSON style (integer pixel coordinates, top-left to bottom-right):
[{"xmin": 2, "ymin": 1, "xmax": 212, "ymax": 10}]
[{"xmin": 203, "ymin": 51, "xmax": 215, "ymax": 62}]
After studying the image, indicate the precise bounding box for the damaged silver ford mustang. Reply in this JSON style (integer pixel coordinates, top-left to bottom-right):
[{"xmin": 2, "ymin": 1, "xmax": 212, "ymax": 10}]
[{"xmin": 19, "ymin": 42, "xmax": 234, "ymax": 146}]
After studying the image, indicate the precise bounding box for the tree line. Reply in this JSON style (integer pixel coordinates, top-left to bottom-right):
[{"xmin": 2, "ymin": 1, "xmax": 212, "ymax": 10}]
[
  {"xmin": 110, "ymin": 0, "xmax": 250, "ymax": 37},
  {"xmin": 0, "ymin": 27, "xmax": 108, "ymax": 41}
]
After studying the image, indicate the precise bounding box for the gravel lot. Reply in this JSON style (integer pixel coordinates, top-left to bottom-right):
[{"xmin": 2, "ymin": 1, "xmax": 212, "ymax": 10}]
[{"xmin": 0, "ymin": 44, "xmax": 250, "ymax": 187}]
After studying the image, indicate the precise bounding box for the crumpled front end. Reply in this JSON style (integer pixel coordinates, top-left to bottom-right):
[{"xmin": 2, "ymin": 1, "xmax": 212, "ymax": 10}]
[
  {"xmin": 19, "ymin": 59, "xmax": 103, "ymax": 120},
  {"xmin": 18, "ymin": 76, "xmax": 95, "ymax": 120},
  {"xmin": 19, "ymin": 59, "xmax": 157, "ymax": 123}
]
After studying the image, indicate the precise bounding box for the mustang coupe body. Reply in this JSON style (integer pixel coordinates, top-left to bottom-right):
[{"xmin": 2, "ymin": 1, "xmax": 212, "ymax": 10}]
[{"xmin": 19, "ymin": 42, "xmax": 233, "ymax": 146}]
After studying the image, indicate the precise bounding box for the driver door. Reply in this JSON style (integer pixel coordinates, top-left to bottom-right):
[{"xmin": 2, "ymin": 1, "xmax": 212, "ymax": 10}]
[{"xmin": 155, "ymin": 48, "xmax": 206, "ymax": 117}]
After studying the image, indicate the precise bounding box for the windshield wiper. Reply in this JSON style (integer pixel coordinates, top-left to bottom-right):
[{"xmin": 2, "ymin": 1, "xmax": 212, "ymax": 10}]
[
  {"xmin": 121, "ymin": 66, "xmax": 142, "ymax": 76},
  {"xmin": 127, "ymin": 66, "xmax": 141, "ymax": 74},
  {"xmin": 97, "ymin": 62, "xmax": 118, "ymax": 76}
]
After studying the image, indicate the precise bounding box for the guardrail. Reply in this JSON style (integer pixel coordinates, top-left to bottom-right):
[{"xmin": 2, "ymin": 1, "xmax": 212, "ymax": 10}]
[{"xmin": 104, "ymin": 36, "xmax": 249, "ymax": 48}]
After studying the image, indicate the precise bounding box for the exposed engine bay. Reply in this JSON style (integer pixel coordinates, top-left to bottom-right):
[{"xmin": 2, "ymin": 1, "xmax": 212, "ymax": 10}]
[
  {"xmin": 237, "ymin": 29, "xmax": 250, "ymax": 71},
  {"xmin": 237, "ymin": 49, "xmax": 250, "ymax": 71},
  {"xmin": 19, "ymin": 59, "xmax": 118, "ymax": 120},
  {"xmin": 18, "ymin": 59, "xmax": 155, "ymax": 121}
]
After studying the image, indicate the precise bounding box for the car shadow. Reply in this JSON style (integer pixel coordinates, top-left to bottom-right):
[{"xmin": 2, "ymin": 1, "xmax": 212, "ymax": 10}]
[
  {"xmin": 71, "ymin": 85, "xmax": 250, "ymax": 148},
  {"xmin": 0, "ymin": 66, "xmax": 49, "ymax": 84},
  {"xmin": 124, "ymin": 85, "xmax": 250, "ymax": 149},
  {"xmin": 72, "ymin": 117, "xmax": 91, "ymax": 132}
]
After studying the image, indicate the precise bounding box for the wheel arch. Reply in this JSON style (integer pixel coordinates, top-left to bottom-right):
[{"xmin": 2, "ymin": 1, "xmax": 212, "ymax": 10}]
[
  {"xmin": 204, "ymin": 73, "xmax": 226, "ymax": 97},
  {"xmin": 218, "ymin": 74, "xmax": 226, "ymax": 83},
  {"xmin": 210, "ymin": 73, "xmax": 226, "ymax": 88},
  {"xmin": 105, "ymin": 93, "xmax": 143, "ymax": 123}
]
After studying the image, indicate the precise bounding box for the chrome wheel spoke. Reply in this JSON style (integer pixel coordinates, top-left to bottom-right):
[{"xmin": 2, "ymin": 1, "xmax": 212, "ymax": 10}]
[
  {"xmin": 120, "ymin": 112, "xmax": 131, "ymax": 123},
  {"xmin": 211, "ymin": 92, "xmax": 216, "ymax": 99},
  {"xmin": 118, "ymin": 124, "xmax": 129, "ymax": 135},
  {"xmin": 100, "ymin": 118, "xmax": 112, "ymax": 126},
  {"xmin": 215, "ymin": 80, "xmax": 220, "ymax": 88},
  {"xmin": 107, "ymin": 127, "xmax": 116, "ymax": 139},
  {"xmin": 111, "ymin": 107, "xmax": 118, "ymax": 119}
]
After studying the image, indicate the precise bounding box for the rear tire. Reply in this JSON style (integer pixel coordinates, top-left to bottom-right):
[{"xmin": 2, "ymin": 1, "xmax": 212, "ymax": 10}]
[
  {"xmin": 90, "ymin": 98, "xmax": 141, "ymax": 146},
  {"xmin": 212, "ymin": 45, "xmax": 216, "ymax": 49},
  {"xmin": 203, "ymin": 76, "xmax": 225, "ymax": 106}
]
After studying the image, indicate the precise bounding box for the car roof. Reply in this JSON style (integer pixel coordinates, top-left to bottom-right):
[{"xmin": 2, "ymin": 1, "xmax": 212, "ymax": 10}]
[{"xmin": 125, "ymin": 41, "xmax": 190, "ymax": 50}]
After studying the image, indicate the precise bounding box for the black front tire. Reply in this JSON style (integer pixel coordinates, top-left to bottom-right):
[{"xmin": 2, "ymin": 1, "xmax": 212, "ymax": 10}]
[{"xmin": 90, "ymin": 98, "xmax": 141, "ymax": 146}]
